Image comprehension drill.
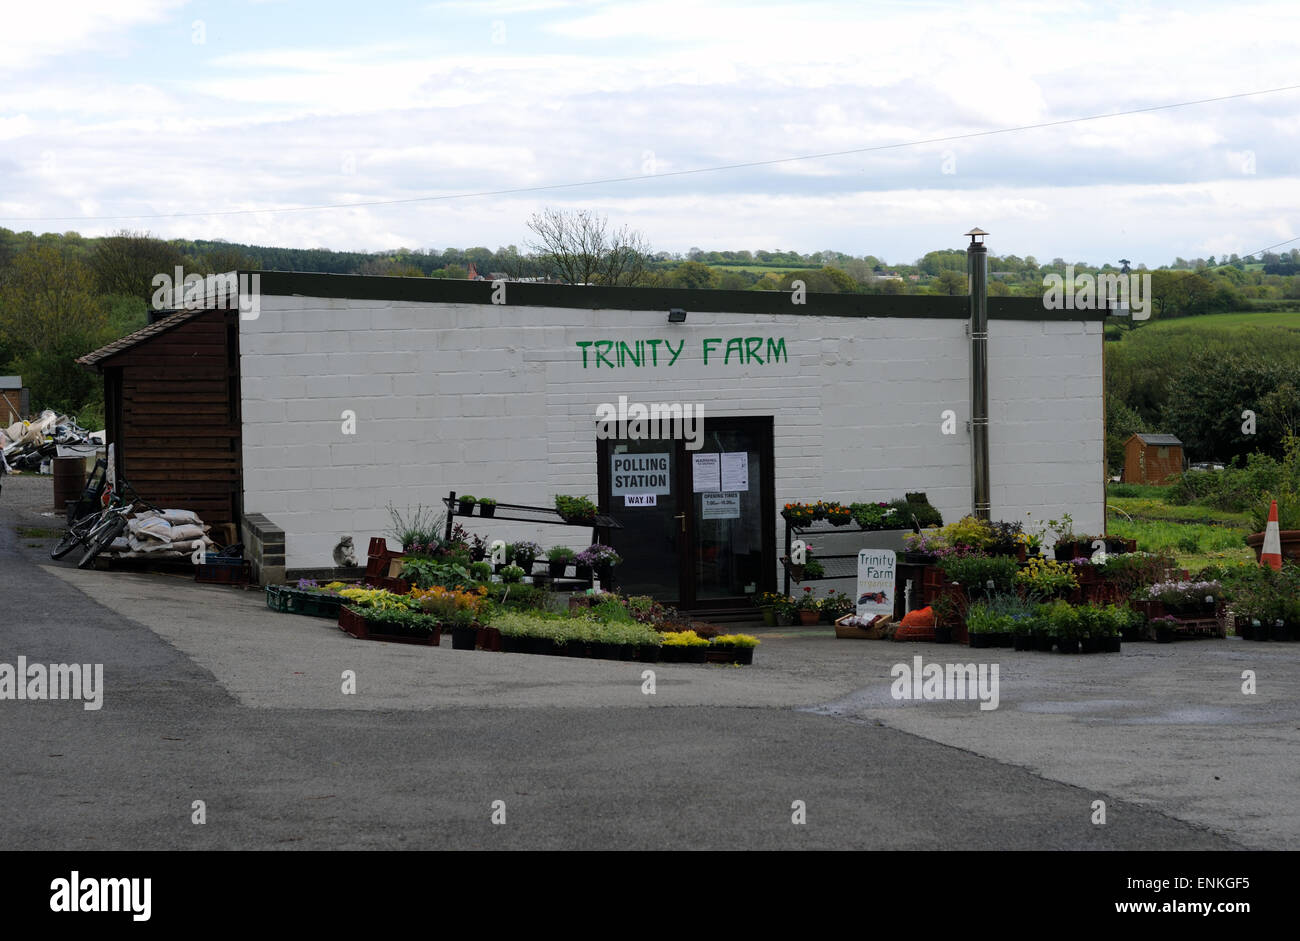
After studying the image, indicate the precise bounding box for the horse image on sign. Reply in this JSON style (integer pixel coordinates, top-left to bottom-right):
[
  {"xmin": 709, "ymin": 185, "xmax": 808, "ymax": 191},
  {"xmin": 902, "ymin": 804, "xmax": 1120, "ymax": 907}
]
[{"xmin": 856, "ymin": 549, "xmax": 896, "ymax": 618}]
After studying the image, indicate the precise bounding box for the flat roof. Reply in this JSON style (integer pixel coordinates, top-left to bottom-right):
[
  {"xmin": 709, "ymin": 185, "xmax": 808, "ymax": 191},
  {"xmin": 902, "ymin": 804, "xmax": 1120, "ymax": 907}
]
[{"xmin": 244, "ymin": 270, "xmax": 1108, "ymax": 322}]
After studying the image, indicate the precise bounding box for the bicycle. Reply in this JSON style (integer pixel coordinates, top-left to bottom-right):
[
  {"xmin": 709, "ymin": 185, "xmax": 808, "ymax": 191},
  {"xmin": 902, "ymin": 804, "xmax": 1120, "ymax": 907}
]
[{"xmin": 51, "ymin": 479, "xmax": 157, "ymax": 569}]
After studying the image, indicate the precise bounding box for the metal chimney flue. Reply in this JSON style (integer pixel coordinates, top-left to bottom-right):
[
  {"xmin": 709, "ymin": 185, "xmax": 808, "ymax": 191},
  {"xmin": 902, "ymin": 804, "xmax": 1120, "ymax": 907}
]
[{"xmin": 966, "ymin": 228, "xmax": 990, "ymax": 521}]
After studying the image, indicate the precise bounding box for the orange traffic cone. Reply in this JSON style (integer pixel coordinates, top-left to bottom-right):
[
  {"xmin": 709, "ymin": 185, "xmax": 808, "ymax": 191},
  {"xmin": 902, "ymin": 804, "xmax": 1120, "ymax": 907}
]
[{"xmin": 1260, "ymin": 500, "xmax": 1283, "ymax": 571}]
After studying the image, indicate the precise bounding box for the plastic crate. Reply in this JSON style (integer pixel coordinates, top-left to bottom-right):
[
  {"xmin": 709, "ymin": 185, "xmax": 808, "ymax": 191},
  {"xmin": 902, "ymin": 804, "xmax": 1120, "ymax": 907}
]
[
  {"xmin": 266, "ymin": 585, "xmax": 345, "ymax": 618},
  {"xmin": 196, "ymin": 558, "xmax": 252, "ymax": 586}
]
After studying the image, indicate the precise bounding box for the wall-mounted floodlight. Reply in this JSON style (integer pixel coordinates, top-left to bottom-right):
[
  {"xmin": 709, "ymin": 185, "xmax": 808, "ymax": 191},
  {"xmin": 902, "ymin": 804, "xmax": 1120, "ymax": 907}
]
[{"xmin": 668, "ymin": 308, "xmax": 687, "ymax": 323}]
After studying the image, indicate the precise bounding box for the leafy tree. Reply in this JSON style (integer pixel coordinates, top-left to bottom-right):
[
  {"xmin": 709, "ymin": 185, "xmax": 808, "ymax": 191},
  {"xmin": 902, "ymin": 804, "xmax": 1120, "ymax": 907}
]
[
  {"xmin": 89, "ymin": 230, "xmax": 186, "ymax": 302},
  {"xmin": 932, "ymin": 269, "xmax": 967, "ymax": 295},
  {"xmin": 1161, "ymin": 352, "xmax": 1294, "ymax": 461},
  {"xmin": 773, "ymin": 267, "xmax": 857, "ymax": 294},
  {"xmin": 669, "ymin": 261, "xmax": 719, "ymax": 290}
]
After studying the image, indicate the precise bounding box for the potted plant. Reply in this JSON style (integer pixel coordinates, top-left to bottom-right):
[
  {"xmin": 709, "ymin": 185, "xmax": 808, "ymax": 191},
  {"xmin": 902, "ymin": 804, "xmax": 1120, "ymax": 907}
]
[
  {"xmin": 478, "ymin": 497, "xmax": 497, "ymax": 518},
  {"xmin": 511, "ymin": 540, "xmax": 542, "ymax": 575},
  {"xmin": 965, "ymin": 602, "xmax": 1005, "ymax": 649},
  {"xmin": 1031, "ymin": 610, "xmax": 1057, "ymax": 651},
  {"xmin": 939, "ymin": 551, "xmax": 1019, "ymax": 602},
  {"xmin": 825, "ymin": 503, "xmax": 853, "ymax": 526},
  {"xmin": 661, "ymin": 629, "xmax": 710, "ymax": 663},
  {"xmin": 901, "ymin": 529, "xmax": 944, "ymax": 563},
  {"xmin": 1100, "ymin": 604, "xmax": 1126, "ymax": 653},
  {"xmin": 819, "ymin": 590, "xmax": 854, "ymax": 624},
  {"xmin": 773, "ymin": 594, "xmax": 796, "ymax": 626},
  {"xmin": 1014, "ymin": 556, "xmax": 1080, "ymax": 600},
  {"xmin": 458, "ymin": 495, "xmax": 476, "ymax": 517},
  {"xmin": 708, "ymin": 633, "xmax": 760, "ymax": 665},
  {"xmin": 802, "ymin": 558, "xmax": 825, "ymax": 580},
  {"xmin": 781, "ymin": 502, "xmax": 816, "ymax": 526},
  {"xmin": 576, "ymin": 543, "xmax": 621, "ymax": 584},
  {"xmin": 1151, "ymin": 615, "xmax": 1178, "ymax": 644},
  {"xmin": 756, "ymin": 591, "xmax": 784, "ymax": 627},
  {"xmin": 930, "ymin": 592, "xmax": 955, "ymax": 644},
  {"xmin": 500, "ymin": 564, "xmax": 525, "ymax": 584},
  {"xmin": 1053, "ymin": 603, "xmax": 1080, "ymax": 653},
  {"xmin": 795, "ymin": 587, "xmax": 821, "ymax": 625},
  {"xmin": 1143, "ymin": 579, "xmax": 1222, "ymax": 618},
  {"xmin": 1010, "ymin": 613, "xmax": 1036, "ymax": 651},
  {"xmin": 555, "ymin": 494, "xmax": 598, "ymax": 525},
  {"xmin": 850, "ymin": 501, "xmax": 897, "ymax": 531},
  {"xmin": 546, "ymin": 545, "xmax": 575, "ymax": 578}
]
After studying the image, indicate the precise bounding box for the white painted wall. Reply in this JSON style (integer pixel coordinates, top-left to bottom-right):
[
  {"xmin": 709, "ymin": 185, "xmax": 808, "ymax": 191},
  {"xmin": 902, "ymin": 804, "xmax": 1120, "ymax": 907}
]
[{"xmin": 239, "ymin": 296, "xmax": 1104, "ymax": 571}]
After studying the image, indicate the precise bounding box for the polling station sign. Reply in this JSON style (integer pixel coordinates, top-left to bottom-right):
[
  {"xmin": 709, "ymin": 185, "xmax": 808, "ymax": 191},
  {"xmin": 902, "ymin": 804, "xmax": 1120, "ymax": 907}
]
[
  {"xmin": 611, "ymin": 453, "xmax": 671, "ymax": 496},
  {"xmin": 856, "ymin": 549, "xmax": 896, "ymax": 618}
]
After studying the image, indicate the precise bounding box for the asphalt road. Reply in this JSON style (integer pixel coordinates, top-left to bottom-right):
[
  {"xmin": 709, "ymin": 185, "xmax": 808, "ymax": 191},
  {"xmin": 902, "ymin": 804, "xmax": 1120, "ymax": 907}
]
[{"xmin": 0, "ymin": 475, "xmax": 1264, "ymax": 849}]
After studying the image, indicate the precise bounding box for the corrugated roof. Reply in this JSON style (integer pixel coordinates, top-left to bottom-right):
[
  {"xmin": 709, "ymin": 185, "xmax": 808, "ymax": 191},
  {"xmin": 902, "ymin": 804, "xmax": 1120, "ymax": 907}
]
[
  {"xmin": 0, "ymin": 376, "xmax": 21, "ymax": 389},
  {"xmin": 77, "ymin": 308, "xmax": 210, "ymax": 369},
  {"xmin": 1134, "ymin": 433, "xmax": 1182, "ymax": 446}
]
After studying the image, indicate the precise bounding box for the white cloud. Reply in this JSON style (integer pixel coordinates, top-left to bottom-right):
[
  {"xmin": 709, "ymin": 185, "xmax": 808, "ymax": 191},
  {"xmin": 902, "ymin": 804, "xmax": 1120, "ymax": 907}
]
[{"xmin": 0, "ymin": 0, "xmax": 185, "ymax": 74}]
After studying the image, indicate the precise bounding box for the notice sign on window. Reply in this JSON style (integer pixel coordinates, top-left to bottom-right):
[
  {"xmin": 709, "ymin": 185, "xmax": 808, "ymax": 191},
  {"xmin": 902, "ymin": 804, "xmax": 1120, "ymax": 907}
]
[
  {"xmin": 611, "ymin": 453, "xmax": 671, "ymax": 496},
  {"xmin": 692, "ymin": 453, "xmax": 721, "ymax": 493},
  {"xmin": 720, "ymin": 452, "xmax": 749, "ymax": 492},
  {"xmin": 856, "ymin": 549, "xmax": 896, "ymax": 618},
  {"xmin": 701, "ymin": 492, "xmax": 740, "ymax": 519},
  {"xmin": 625, "ymin": 494, "xmax": 657, "ymax": 507}
]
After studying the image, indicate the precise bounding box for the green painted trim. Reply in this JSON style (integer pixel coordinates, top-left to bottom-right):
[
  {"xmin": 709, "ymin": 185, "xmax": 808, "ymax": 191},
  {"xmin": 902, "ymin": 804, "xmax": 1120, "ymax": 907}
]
[{"xmin": 242, "ymin": 271, "xmax": 1106, "ymax": 321}]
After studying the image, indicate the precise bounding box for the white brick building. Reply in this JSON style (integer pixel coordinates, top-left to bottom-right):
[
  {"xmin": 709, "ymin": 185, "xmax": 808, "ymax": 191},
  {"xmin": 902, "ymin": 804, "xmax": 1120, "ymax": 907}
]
[{"xmin": 226, "ymin": 273, "xmax": 1105, "ymax": 609}]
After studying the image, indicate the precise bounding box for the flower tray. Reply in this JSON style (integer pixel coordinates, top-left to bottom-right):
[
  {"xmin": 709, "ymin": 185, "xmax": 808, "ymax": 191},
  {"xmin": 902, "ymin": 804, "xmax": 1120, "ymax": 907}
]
[
  {"xmin": 337, "ymin": 607, "xmax": 440, "ymax": 646},
  {"xmin": 705, "ymin": 647, "xmax": 755, "ymax": 665},
  {"xmin": 195, "ymin": 557, "xmax": 253, "ymax": 586},
  {"xmin": 363, "ymin": 574, "xmax": 411, "ymax": 594},
  {"xmin": 1167, "ymin": 616, "xmax": 1225, "ymax": 638},
  {"xmin": 265, "ymin": 585, "xmax": 344, "ymax": 618}
]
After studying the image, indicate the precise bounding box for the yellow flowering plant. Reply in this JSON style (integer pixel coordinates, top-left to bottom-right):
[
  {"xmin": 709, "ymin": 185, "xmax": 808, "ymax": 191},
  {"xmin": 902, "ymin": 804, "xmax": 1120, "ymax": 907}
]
[
  {"xmin": 1014, "ymin": 556, "xmax": 1079, "ymax": 598},
  {"xmin": 336, "ymin": 587, "xmax": 419, "ymax": 611},
  {"xmin": 710, "ymin": 633, "xmax": 761, "ymax": 649},
  {"xmin": 660, "ymin": 630, "xmax": 710, "ymax": 647}
]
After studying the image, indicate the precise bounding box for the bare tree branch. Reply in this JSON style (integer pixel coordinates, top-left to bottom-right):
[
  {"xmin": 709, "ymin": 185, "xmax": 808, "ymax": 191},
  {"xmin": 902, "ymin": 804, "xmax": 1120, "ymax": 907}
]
[{"xmin": 526, "ymin": 208, "xmax": 651, "ymax": 286}]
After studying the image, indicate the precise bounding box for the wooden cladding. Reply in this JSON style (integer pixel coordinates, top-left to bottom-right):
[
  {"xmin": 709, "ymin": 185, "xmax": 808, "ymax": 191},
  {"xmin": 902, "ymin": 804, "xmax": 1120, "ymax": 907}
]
[{"xmin": 98, "ymin": 309, "xmax": 243, "ymax": 527}]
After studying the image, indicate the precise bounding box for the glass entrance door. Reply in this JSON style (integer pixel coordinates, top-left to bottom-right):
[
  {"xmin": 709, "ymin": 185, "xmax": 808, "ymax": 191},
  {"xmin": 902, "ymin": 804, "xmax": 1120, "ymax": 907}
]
[{"xmin": 599, "ymin": 417, "xmax": 774, "ymax": 611}]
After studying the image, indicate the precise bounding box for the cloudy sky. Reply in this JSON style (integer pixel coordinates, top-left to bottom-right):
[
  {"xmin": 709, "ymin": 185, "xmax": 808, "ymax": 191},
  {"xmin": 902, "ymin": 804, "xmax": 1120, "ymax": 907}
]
[{"xmin": 1, "ymin": 0, "xmax": 1297, "ymax": 266}]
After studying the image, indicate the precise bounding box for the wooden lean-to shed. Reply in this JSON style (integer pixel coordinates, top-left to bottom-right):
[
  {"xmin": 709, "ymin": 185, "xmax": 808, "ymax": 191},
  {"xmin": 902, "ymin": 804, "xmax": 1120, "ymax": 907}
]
[
  {"xmin": 1122, "ymin": 433, "xmax": 1184, "ymax": 484},
  {"xmin": 1, "ymin": 376, "xmax": 28, "ymax": 423},
  {"xmin": 77, "ymin": 308, "xmax": 243, "ymax": 527}
]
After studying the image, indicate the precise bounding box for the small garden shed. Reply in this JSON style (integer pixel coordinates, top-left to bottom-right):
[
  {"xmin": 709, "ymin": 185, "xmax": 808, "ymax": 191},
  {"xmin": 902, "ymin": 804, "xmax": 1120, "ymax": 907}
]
[
  {"xmin": 77, "ymin": 308, "xmax": 243, "ymax": 526},
  {"xmin": 1122, "ymin": 433, "xmax": 1184, "ymax": 484}
]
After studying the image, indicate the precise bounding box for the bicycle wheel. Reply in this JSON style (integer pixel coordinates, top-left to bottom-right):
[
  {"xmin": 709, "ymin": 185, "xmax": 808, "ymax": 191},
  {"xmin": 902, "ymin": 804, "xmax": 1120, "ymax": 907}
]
[
  {"xmin": 50, "ymin": 514, "xmax": 101, "ymax": 560},
  {"xmin": 77, "ymin": 516, "xmax": 126, "ymax": 570}
]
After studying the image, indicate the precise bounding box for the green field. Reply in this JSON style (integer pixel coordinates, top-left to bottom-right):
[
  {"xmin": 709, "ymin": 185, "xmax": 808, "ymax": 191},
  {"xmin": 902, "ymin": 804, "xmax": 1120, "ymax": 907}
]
[
  {"xmin": 1106, "ymin": 484, "xmax": 1255, "ymax": 571},
  {"xmin": 706, "ymin": 264, "xmax": 799, "ymax": 275},
  {"xmin": 1134, "ymin": 310, "xmax": 1300, "ymax": 333}
]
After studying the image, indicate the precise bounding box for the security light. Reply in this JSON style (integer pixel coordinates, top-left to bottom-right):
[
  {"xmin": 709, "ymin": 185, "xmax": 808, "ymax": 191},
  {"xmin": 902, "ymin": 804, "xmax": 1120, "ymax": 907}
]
[{"xmin": 668, "ymin": 308, "xmax": 687, "ymax": 323}]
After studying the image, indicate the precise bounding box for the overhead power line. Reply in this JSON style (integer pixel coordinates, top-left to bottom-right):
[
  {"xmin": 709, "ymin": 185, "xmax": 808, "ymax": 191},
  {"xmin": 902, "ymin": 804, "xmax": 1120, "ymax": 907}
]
[{"xmin": 4, "ymin": 82, "xmax": 1300, "ymax": 224}]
